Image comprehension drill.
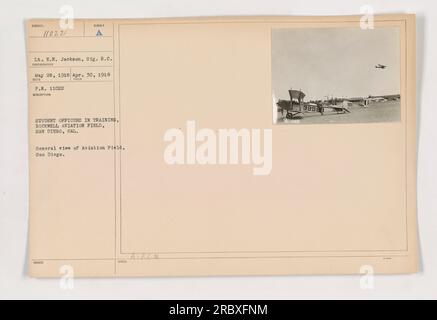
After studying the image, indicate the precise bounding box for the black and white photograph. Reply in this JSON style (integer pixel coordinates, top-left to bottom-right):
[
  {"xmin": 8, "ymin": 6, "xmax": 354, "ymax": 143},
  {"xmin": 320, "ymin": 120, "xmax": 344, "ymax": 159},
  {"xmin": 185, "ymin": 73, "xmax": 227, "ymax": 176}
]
[{"xmin": 272, "ymin": 27, "xmax": 401, "ymax": 124}]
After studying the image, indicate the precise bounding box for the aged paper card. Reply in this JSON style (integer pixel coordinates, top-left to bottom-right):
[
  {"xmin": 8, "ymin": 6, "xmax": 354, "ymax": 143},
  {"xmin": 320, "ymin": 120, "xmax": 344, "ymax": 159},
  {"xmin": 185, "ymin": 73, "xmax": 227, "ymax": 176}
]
[{"xmin": 27, "ymin": 15, "xmax": 418, "ymax": 277}]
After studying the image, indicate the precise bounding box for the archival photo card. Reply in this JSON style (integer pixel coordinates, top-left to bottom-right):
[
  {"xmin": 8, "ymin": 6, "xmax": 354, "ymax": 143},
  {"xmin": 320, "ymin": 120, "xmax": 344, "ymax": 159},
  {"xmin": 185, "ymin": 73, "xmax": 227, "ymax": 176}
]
[
  {"xmin": 272, "ymin": 27, "xmax": 401, "ymax": 124},
  {"xmin": 26, "ymin": 16, "xmax": 417, "ymax": 277}
]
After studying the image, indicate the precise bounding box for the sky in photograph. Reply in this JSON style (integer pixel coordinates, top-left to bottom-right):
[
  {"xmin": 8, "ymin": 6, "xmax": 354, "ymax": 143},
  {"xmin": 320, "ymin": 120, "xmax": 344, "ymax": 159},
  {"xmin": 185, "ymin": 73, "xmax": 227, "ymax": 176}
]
[{"xmin": 272, "ymin": 27, "xmax": 401, "ymax": 101}]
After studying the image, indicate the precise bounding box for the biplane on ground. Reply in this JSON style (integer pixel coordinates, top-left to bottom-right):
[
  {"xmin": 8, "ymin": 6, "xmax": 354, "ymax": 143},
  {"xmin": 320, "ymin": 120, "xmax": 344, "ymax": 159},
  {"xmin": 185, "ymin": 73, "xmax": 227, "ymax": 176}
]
[{"xmin": 276, "ymin": 89, "xmax": 350, "ymax": 120}]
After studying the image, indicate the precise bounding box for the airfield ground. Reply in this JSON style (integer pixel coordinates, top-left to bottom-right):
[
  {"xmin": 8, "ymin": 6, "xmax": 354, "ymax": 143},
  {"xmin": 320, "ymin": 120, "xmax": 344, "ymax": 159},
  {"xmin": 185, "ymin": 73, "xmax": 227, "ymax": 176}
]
[{"xmin": 277, "ymin": 100, "xmax": 401, "ymax": 124}]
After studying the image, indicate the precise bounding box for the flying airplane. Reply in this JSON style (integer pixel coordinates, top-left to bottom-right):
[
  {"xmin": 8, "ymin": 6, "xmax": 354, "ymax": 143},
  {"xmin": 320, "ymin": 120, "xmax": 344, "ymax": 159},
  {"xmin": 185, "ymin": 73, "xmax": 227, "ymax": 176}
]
[{"xmin": 375, "ymin": 64, "xmax": 387, "ymax": 69}]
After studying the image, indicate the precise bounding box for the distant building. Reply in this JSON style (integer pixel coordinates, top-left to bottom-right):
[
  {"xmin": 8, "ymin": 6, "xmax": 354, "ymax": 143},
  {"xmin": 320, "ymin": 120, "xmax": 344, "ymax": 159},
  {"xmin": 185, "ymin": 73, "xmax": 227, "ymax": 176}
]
[{"xmin": 348, "ymin": 97, "xmax": 364, "ymax": 103}]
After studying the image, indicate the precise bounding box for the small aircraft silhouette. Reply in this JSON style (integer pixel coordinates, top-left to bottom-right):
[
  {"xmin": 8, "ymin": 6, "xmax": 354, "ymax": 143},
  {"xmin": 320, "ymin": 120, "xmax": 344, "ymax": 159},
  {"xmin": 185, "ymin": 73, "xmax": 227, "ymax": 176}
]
[{"xmin": 375, "ymin": 64, "xmax": 387, "ymax": 69}]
